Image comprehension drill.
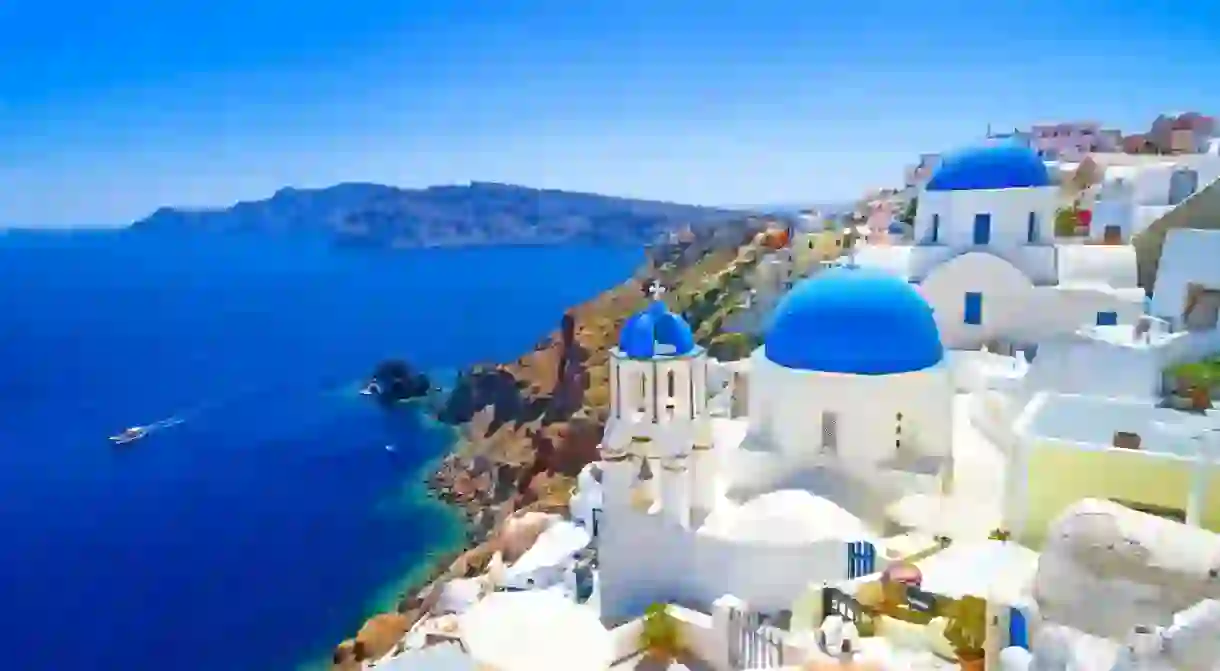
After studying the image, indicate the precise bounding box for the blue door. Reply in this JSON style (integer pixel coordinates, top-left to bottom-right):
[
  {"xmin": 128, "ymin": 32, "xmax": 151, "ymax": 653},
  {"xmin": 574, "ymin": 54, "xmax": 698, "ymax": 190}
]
[
  {"xmin": 964, "ymin": 292, "xmax": 983, "ymax": 325},
  {"xmin": 847, "ymin": 541, "xmax": 877, "ymax": 578},
  {"xmin": 973, "ymin": 213, "xmax": 992, "ymax": 244},
  {"xmin": 1009, "ymin": 607, "xmax": 1028, "ymax": 649}
]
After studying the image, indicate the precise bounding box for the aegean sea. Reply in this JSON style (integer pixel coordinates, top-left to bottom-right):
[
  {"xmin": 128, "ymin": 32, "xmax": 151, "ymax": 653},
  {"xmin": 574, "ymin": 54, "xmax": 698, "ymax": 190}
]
[{"xmin": 0, "ymin": 229, "xmax": 644, "ymax": 671}]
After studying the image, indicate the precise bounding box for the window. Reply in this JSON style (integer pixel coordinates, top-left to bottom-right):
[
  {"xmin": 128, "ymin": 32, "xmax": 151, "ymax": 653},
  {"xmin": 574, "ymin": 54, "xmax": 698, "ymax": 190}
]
[
  {"xmin": 1027, "ymin": 212, "xmax": 1038, "ymax": 243},
  {"xmin": 964, "ymin": 292, "xmax": 983, "ymax": 325},
  {"xmin": 821, "ymin": 411, "xmax": 838, "ymax": 453},
  {"xmin": 1096, "ymin": 311, "xmax": 1118, "ymax": 326},
  {"xmin": 972, "ymin": 213, "xmax": 992, "ymax": 245},
  {"xmin": 666, "ymin": 370, "xmax": 676, "ymax": 397},
  {"xmin": 930, "ymin": 214, "xmax": 940, "ymax": 243},
  {"xmin": 808, "ymin": 240, "xmax": 814, "ymax": 249}
]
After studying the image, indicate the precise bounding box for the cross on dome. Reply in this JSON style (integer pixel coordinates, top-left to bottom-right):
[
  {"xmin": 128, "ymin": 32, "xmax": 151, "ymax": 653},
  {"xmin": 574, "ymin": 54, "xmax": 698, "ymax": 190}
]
[{"xmin": 646, "ymin": 280, "xmax": 667, "ymax": 301}]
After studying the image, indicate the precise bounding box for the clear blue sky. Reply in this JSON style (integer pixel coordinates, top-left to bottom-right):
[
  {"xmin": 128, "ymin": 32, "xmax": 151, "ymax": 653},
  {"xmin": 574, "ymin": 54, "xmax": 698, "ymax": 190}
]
[{"xmin": 2, "ymin": 0, "xmax": 1218, "ymax": 227}]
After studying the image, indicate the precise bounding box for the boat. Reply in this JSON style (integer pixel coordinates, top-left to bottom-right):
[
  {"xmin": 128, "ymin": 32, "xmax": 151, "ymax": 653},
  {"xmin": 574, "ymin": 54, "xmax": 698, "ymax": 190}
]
[
  {"xmin": 110, "ymin": 426, "xmax": 149, "ymax": 446},
  {"xmin": 359, "ymin": 380, "xmax": 382, "ymax": 396}
]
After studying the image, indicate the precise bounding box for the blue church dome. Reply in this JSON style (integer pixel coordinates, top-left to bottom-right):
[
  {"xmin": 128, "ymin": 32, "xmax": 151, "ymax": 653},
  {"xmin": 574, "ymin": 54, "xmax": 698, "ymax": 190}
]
[
  {"xmin": 764, "ymin": 266, "xmax": 943, "ymax": 375},
  {"xmin": 926, "ymin": 143, "xmax": 1052, "ymax": 192},
  {"xmin": 618, "ymin": 299, "xmax": 697, "ymax": 359}
]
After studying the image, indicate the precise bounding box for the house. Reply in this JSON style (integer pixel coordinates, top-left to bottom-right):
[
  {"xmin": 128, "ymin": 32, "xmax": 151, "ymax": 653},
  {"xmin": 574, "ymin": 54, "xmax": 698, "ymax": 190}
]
[
  {"xmin": 1006, "ymin": 393, "xmax": 1220, "ymax": 546},
  {"xmin": 1025, "ymin": 122, "xmax": 1120, "ymax": 161},
  {"xmin": 1051, "ymin": 151, "xmax": 1220, "ymax": 245}
]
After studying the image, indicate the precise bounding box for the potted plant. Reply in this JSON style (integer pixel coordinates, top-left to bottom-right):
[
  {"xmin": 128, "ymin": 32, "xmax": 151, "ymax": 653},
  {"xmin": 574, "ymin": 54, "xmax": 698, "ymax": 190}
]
[
  {"xmin": 943, "ymin": 596, "xmax": 987, "ymax": 671},
  {"xmin": 988, "ymin": 528, "xmax": 1011, "ymax": 542},
  {"xmin": 639, "ymin": 603, "xmax": 683, "ymax": 661}
]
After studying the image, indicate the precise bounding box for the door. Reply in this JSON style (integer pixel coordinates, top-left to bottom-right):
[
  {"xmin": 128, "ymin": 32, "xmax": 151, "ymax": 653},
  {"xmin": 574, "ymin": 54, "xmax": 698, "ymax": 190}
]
[
  {"xmin": 964, "ymin": 292, "xmax": 983, "ymax": 325},
  {"xmin": 820, "ymin": 411, "xmax": 838, "ymax": 452},
  {"xmin": 973, "ymin": 213, "xmax": 992, "ymax": 245},
  {"xmin": 1009, "ymin": 607, "xmax": 1028, "ymax": 649},
  {"xmin": 1103, "ymin": 225, "xmax": 1122, "ymax": 244}
]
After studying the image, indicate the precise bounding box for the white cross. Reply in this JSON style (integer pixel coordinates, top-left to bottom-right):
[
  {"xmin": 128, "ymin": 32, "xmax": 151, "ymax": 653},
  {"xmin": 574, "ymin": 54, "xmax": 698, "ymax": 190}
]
[{"xmin": 647, "ymin": 281, "xmax": 667, "ymax": 301}]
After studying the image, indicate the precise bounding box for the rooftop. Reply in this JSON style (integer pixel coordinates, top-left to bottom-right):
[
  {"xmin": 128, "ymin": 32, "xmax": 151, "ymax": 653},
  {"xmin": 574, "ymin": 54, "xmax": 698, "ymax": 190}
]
[{"xmin": 1015, "ymin": 392, "xmax": 1220, "ymax": 459}]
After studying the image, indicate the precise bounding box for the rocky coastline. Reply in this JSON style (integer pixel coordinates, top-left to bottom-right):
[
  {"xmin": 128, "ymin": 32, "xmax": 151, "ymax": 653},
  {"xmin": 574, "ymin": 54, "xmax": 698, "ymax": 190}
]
[{"xmin": 329, "ymin": 227, "xmax": 769, "ymax": 669}]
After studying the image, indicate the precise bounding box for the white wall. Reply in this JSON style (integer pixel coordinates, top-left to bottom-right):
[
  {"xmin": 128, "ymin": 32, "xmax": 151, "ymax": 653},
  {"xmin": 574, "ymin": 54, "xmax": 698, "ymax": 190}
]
[
  {"xmin": 920, "ymin": 252, "xmax": 1034, "ymax": 348},
  {"xmin": 748, "ymin": 355, "xmax": 954, "ymax": 467},
  {"xmin": 597, "ymin": 508, "xmax": 857, "ymax": 624},
  {"xmin": 916, "ymin": 187, "xmax": 1058, "ymax": 249},
  {"xmin": 1150, "ymin": 229, "xmax": 1220, "ymax": 329},
  {"xmin": 1016, "ymin": 392, "xmax": 1218, "ymax": 456},
  {"xmin": 1023, "ymin": 335, "xmax": 1163, "ymax": 399},
  {"xmin": 916, "ymin": 251, "xmax": 1141, "ymax": 350}
]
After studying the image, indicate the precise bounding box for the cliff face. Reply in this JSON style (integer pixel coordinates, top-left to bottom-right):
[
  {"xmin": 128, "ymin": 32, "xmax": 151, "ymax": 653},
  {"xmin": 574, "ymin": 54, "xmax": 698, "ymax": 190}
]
[
  {"xmin": 329, "ymin": 225, "xmax": 768, "ymax": 667},
  {"xmin": 130, "ymin": 182, "xmax": 749, "ymax": 248},
  {"xmin": 426, "ymin": 228, "xmax": 766, "ymax": 522}
]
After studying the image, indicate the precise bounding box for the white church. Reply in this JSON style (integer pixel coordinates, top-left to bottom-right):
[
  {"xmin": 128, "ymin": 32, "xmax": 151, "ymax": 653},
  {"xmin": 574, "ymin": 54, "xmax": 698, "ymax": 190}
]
[
  {"xmin": 852, "ymin": 143, "xmax": 1146, "ymax": 353},
  {"xmin": 576, "ymin": 272, "xmax": 956, "ymax": 624}
]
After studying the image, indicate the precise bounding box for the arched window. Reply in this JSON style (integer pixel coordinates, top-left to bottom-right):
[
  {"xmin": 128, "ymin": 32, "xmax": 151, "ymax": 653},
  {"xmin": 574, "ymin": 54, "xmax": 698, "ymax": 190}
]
[
  {"xmin": 638, "ymin": 373, "xmax": 647, "ymax": 412},
  {"xmin": 1169, "ymin": 169, "xmax": 1200, "ymax": 205},
  {"xmin": 667, "ymin": 370, "xmax": 676, "ymax": 397}
]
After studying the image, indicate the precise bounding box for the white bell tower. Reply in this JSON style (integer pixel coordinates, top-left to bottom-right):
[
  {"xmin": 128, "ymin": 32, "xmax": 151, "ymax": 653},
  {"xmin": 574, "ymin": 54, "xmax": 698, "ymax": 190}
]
[{"xmin": 602, "ymin": 280, "xmax": 710, "ymax": 529}]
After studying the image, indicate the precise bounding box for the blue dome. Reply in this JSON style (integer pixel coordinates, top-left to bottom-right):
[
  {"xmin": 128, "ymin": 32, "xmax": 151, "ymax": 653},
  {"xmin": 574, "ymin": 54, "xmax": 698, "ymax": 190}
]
[
  {"xmin": 764, "ymin": 266, "xmax": 943, "ymax": 375},
  {"xmin": 926, "ymin": 143, "xmax": 1051, "ymax": 192},
  {"xmin": 618, "ymin": 300, "xmax": 697, "ymax": 359}
]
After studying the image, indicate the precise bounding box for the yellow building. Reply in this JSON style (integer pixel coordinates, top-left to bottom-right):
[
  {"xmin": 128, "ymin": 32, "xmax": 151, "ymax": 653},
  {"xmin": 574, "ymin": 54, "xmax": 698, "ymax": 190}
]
[
  {"xmin": 1008, "ymin": 392, "xmax": 1220, "ymax": 547},
  {"xmin": 790, "ymin": 230, "xmax": 846, "ymax": 276}
]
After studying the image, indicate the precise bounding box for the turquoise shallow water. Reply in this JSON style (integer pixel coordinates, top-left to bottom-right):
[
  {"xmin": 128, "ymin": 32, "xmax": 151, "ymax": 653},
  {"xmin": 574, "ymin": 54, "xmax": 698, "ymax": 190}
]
[{"xmin": 0, "ymin": 230, "xmax": 643, "ymax": 671}]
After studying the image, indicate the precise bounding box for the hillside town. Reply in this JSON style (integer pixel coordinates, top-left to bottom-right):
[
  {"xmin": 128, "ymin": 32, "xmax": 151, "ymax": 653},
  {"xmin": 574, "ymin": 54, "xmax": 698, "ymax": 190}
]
[{"xmin": 338, "ymin": 113, "xmax": 1220, "ymax": 671}]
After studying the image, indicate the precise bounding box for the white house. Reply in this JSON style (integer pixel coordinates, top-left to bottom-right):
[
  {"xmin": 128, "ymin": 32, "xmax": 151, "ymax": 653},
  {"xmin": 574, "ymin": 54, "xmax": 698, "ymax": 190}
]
[
  {"xmin": 957, "ymin": 227, "xmax": 1220, "ymax": 402},
  {"xmin": 1060, "ymin": 152, "xmax": 1220, "ymax": 243},
  {"xmin": 579, "ymin": 268, "xmax": 956, "ymax": 625},
  {"xmin": 853, "ymin": 143, "xmax": 1145, "ymax": 353}
]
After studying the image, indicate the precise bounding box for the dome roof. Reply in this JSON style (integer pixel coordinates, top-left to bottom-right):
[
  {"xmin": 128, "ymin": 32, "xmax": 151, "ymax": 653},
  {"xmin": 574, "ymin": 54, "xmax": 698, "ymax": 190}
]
[
  {"xmin": 617, "ymin": 300, "xmax": 696, "ymax": 359},
  {"xmin": 926, "ymin": 143, "xmax": 1052, "ymax": 192},
  {"xmin": 764, "ymin": 265, "xmax": 943, "ymax": 375}
]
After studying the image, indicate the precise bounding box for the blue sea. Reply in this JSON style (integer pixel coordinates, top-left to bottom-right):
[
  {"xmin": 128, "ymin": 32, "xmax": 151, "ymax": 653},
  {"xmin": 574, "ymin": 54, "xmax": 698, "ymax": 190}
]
[{"xmin": 0, "ymin": 230, "xmax": 644, "ymax": 671}]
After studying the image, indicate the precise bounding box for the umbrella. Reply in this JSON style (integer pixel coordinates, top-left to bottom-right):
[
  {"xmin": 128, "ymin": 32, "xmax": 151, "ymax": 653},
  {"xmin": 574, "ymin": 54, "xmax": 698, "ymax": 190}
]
[{"xmin": 460, "ymin": 590, "xmax": 611, "ymax": 671}]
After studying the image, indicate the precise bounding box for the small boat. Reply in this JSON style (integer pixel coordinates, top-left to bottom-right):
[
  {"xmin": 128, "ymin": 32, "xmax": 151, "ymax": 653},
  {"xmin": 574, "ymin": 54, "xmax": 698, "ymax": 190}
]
[
  {"xmin": 359, "ymin": 381, "xmax": 382, "ymax": 396},
  {"xmin": 110, "ymin": 426, "xmax": 149, "ymax": 446}
]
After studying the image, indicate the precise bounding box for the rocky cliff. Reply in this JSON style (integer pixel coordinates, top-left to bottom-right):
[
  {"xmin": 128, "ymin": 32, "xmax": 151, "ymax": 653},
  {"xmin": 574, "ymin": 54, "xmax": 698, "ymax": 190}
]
[
  {"xmin": 130, "ymin": 181, "xmax": 749, "ymax": 248},
  {"xmin": 329, "ymin": 223, "xmax": 769, "ymax": 668}
]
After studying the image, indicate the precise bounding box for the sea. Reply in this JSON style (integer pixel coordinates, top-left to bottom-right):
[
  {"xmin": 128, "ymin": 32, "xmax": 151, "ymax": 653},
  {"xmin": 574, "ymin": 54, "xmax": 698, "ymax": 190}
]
[{"xmin": 0, "ymin": 229, "xmax": 645, "ymax": 671}]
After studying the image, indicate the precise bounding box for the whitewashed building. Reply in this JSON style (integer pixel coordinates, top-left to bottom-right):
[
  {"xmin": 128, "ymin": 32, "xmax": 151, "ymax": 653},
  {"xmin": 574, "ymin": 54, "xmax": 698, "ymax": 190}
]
[
  {"xmin": 853, "ymin": 143, "xmax": 1145, "ymax": 352},
  {"xmin": 1058, "ymin": 152, "xmax": 1220, "ymax": 244},
  {"xmin": 579, "ymin": 271, "xmax": 954, "ymax": 624}
]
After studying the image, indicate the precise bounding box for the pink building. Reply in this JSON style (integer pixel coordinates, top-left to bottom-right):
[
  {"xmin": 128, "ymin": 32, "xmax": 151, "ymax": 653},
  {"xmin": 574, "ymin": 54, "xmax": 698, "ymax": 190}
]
[{"xmin": 1025, "ymin": 122, "xmax": 1120, "ymax": 160}]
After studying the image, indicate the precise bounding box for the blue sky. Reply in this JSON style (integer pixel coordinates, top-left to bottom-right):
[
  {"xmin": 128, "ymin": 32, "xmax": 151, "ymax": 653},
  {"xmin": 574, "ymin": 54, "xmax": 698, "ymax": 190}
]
[{"xmin": 2, "ymin": 0, "xmax": 1219, "ymax": 226}]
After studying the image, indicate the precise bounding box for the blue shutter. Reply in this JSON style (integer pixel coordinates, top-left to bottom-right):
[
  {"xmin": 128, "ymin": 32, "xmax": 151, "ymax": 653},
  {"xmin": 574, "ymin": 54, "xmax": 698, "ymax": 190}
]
[
  {"xmin": 973, "ymin": 213, "xmax": 991, "ymax": 245},
  {"xmin": 964, "ymin": 292, "xmax": 983, "ymax": 325}
]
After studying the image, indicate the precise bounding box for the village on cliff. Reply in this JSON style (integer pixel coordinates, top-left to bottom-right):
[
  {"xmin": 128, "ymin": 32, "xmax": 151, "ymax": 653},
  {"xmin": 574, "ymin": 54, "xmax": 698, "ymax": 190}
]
[{"xmin": 335, "ymin": 116, "xmax": 1220, "ymax": 671}]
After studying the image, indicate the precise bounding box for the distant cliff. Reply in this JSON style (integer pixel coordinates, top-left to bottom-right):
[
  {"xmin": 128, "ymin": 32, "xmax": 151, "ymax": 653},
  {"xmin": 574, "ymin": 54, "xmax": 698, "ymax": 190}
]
[{"xmin": 130, "ymin": 182, "xmax": 749, "ymax": 247}]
